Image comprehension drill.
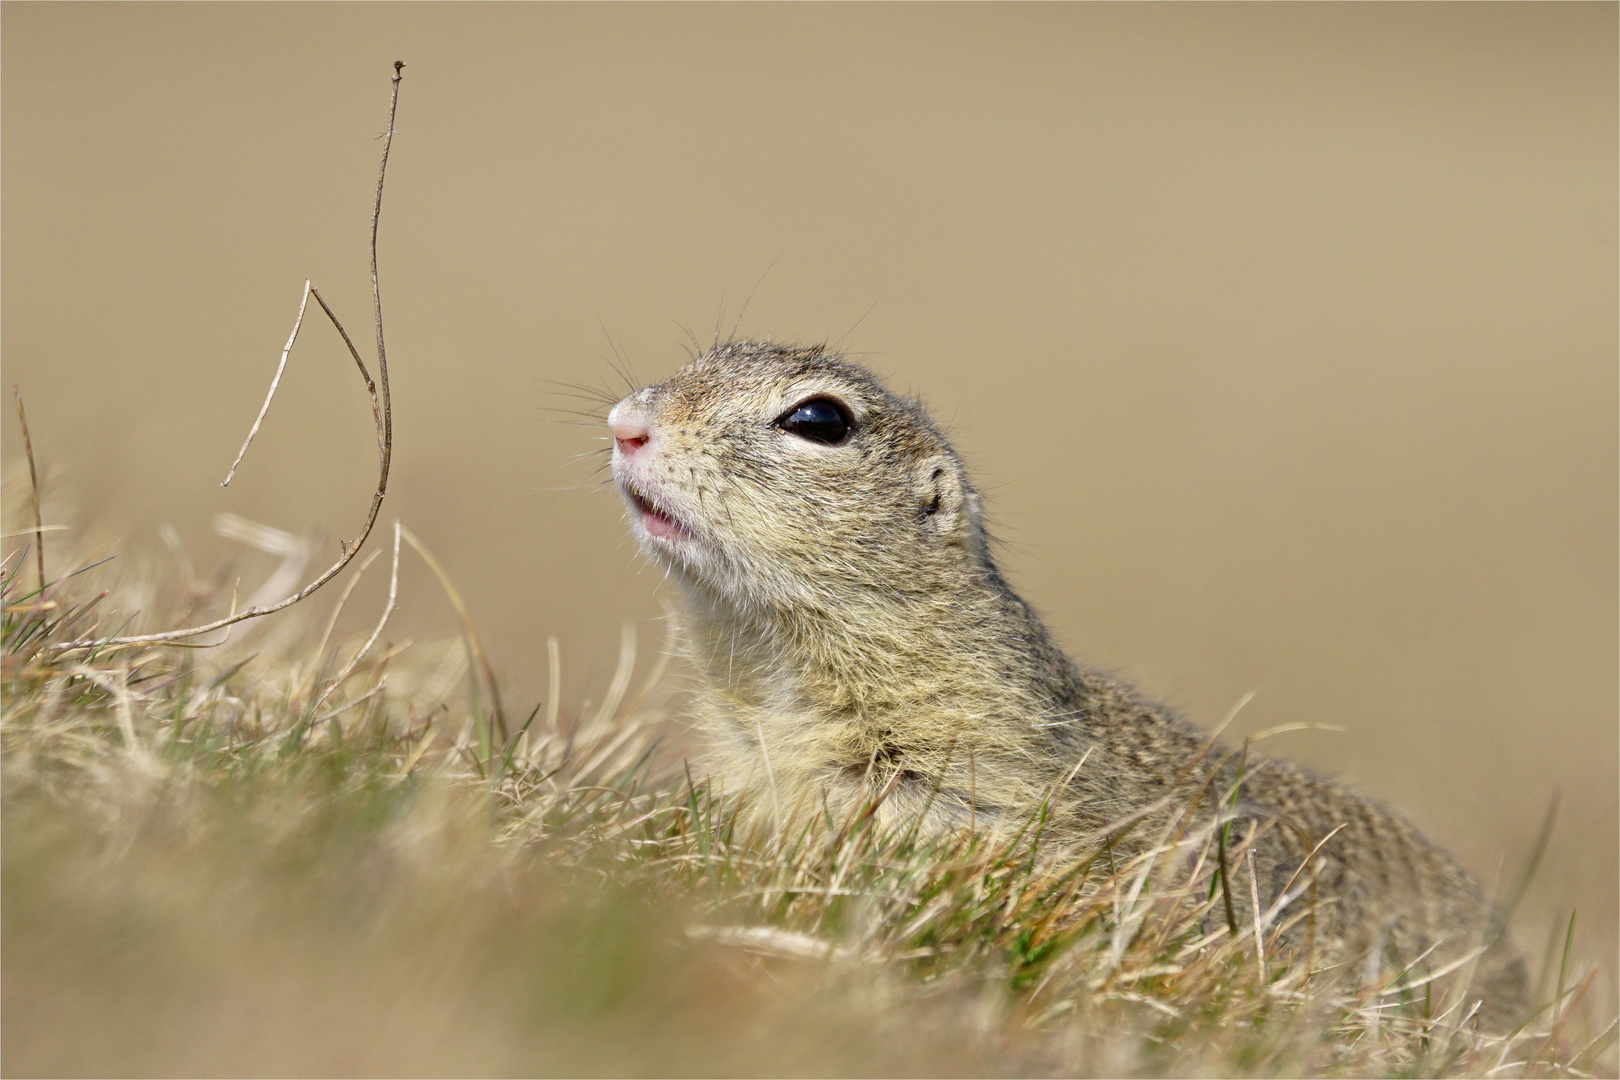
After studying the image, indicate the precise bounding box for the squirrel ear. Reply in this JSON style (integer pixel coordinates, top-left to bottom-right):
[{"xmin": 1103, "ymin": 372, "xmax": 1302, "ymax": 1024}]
[{"xmin": 915, "ymin": 454, "xmax": 976, "ymax": 540}]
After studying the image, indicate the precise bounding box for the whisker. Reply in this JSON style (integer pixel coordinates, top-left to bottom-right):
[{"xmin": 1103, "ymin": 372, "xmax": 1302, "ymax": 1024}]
[{"xmin": 536, "ymin": 378, "xmax": 622, "ymax": 404}]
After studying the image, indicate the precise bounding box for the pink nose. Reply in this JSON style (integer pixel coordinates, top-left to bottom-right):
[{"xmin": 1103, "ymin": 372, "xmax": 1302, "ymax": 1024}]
[{"xmin": 609, "ymin": 407, "xmax": 651, "ymax": 456}]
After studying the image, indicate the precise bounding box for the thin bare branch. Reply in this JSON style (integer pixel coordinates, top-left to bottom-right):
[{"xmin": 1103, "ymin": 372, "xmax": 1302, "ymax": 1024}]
[
  {"xmin": 371, "ymin": 61, "xmax": 404, "ymax": 487},
  {"xmin": 220, "ymin": 281, "xmax": 313, "ymax": 487},
  {"xmin": 50, "ymin": 63, "xmax": 406, "ymax": 654},
  {"xmin": 12, "ymin": 388, "xmax": 45, "ymax": 591},
  {"xmin": 398, "ymin": 523, "xmax": 506, "ymax": 741},
  {"xmin": 305, "ymin": 546, "xmax": 385, "ymax": 697},
  {"xmin": 313, "ymin": 520, "xmax": 402, "ymax": 715},
  {"xmin": 309, "ymin": 286, "xmax": 382, "ymax": 454}
]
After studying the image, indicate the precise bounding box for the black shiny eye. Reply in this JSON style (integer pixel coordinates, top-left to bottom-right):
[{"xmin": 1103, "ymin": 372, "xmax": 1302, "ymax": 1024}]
[{"xmin": 777, "ymin": 397, "xmax": 852, "ymax": 445}]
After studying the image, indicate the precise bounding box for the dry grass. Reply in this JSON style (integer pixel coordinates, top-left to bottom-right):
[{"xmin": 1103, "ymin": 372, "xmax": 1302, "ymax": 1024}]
[{"xmin": 2, "ymin": 517, "xmax": 1615, "ymax": 1079}]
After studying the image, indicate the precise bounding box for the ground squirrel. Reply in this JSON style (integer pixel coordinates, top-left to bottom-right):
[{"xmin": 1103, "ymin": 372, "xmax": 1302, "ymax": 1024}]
[{"xmin": 607, "ymin": 340, "xmax": 1528, "ymax": 1026}]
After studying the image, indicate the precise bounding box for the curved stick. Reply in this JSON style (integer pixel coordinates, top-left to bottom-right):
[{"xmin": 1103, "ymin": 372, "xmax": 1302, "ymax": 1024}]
[{"xmin": 51, "ymin": 61, "xmax": 407, "ymax": 654}]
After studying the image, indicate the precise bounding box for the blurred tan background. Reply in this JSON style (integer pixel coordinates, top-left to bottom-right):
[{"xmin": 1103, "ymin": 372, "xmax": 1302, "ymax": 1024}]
[{"xmin": 4, "ymin": 4, "xmax": 1614, "ymax": 974}]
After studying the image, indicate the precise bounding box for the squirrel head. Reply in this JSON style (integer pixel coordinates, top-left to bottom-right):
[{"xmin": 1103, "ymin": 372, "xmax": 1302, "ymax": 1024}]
[{"xmin": 608, "ymin": 341, "xmax": 989, "ymax": 614}]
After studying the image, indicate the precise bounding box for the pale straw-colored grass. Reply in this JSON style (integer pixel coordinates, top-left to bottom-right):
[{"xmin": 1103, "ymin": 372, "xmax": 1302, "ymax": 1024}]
[{"xmin": 2, "ymin": 523, "xmax": 1613, "ymax": 1078}]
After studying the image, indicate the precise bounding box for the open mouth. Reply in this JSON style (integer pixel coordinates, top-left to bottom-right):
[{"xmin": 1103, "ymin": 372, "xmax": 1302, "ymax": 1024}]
[{"xmin": 623, "ymin": 483, "xmax": 689, "ymax": 542}]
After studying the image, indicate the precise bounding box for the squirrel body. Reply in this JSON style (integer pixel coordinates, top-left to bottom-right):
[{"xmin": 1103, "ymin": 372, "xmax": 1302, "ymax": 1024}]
[{"xmin": 607, "ymin": 341, "xmax": 1528, "ymax": 1026}]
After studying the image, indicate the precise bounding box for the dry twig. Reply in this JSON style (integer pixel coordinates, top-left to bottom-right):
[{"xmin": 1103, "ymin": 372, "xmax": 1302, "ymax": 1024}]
[
  {"xmin": 399, "ymin": 524, "xmax": 506, "ymax": 741},
  {"xmin": 51, "ymin": 61, "xmax": 407, "ymax": 654},
  {"xmin": 313, "ymin": 520, "xmax": 402, "ymax": 716},
  {"xmin": 12, "ymin": 389, "xmax": 45, "ymax": 593},
  {"xmin": 220, "ymin": 283, "xmax": 315, "ymax": 487}
]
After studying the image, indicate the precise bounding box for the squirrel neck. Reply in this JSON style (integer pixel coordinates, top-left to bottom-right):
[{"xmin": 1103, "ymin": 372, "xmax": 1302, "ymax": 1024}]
[{"xmin": 674, "ymin": 556, "xmax": 1076, "ymax": 727}]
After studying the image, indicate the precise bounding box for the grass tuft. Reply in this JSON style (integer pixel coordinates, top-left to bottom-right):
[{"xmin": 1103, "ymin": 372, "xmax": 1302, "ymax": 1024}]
[{"xmin": 2, "ymin": 513, "xmax": 1612, "ymax": 1078}]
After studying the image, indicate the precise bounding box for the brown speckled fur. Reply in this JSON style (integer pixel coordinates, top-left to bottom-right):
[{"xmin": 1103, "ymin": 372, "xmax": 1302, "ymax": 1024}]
[{"xmin": 608, "ymin": 341, "xmax": 1528, "ymax": 1028}]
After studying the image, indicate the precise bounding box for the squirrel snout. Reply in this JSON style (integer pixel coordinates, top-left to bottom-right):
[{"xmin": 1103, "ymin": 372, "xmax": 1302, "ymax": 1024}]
[{"xmin": 608, "ymin": 404, "xmax": 652, "ymax": 457}]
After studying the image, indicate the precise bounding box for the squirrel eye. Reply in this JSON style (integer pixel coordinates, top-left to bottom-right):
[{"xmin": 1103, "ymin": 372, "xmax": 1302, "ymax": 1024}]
[{"xmin": 777, "ymin": 397, "xmax": 852, "ymax": 445}]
